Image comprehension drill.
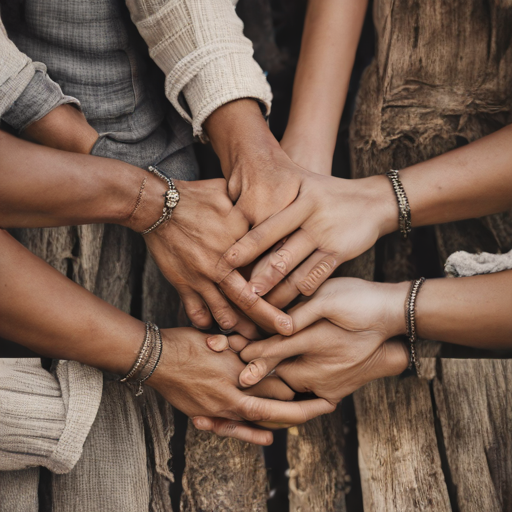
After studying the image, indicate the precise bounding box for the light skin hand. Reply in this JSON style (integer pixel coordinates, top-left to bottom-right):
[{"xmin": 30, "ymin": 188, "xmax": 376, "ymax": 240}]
[
  {"xmin": 222, "ymin": 173, "xmax": 398, "ymax": 310},
  {"xmin": 141, "ymin": 178, "xmax": 292, "ymax": 337},
  {"xmin": 232, "ymin": 320, "xmax": 408, "ymax": 406},
  {"xmin": 147, "ymin": 327, "xmax": 335, "ymax": 444}
]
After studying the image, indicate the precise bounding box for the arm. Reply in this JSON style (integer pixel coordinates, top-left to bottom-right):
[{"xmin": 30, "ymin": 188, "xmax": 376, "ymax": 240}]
[
  {"xmin": 0, "ymin": 130, "xmax": 293, "ymax": 336},
  {"xmin": 225, "ymin": 123, "xmax": 512, "ymax": 310},
  {"xmin": 280, "ymin": 0, "xmax": 368, "ymax": 175},
  {"xmin": 0, "ymin": 228, "xmax": 334, "ymax": 445},
  {"xmin": 201, "ymin": 271, "xmax": 511, "ymax": 419}
]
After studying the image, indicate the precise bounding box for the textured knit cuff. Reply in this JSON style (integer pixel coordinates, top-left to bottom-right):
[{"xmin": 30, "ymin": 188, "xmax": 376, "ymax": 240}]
[
  {"xmin": 2, "ymin": 63, "xmax": 81, "ymax": 133},
  {"xmin": 166, "ymin": 48, "xmax": 272, "ymax": 142}
]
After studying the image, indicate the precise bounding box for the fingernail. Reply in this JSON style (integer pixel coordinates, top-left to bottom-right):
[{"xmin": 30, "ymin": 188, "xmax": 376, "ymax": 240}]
[
  {"xmin": 277, "ymin": 316, "xmax": 292, "ymax": 334},
  {"xmin": 219, "ymin": 327, "xmax": 234, "ymax": 335},
  {"xmin": 193, "ymin": 418, "xmax": 210, "ymax": 430},
  {"xmin": 241, "ymin": 363, "xmax": 260, "ymax": 385},
  {"xmin": 206, "ymin": 335, "xmax": 229, "ymax": 351}
]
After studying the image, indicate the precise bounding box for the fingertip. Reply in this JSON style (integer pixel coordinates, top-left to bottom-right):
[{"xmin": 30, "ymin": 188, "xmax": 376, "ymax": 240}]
[
  {"xmin": 239, "ymin": 362, "xmax": 264, "ymax": 387},
  {"xmin": 206, "ymin": 335, "xmax": 229, "ymax": 352},
  {"xmin": 193, "ymin": 417, "xmax": 213, "ymax": 431},
  {"xmin": 261, "ymin": 432, "xmax": 273, "ymax": 446},
  {"xmin": 275, "ymin": 313, "xmax": 293, "ymax": 336}
]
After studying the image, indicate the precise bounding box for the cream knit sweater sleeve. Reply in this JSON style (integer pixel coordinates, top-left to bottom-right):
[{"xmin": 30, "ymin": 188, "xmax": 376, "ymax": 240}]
[{"xmin": 126, "ymin": 0, "xmax": 272, "ymax": 140}]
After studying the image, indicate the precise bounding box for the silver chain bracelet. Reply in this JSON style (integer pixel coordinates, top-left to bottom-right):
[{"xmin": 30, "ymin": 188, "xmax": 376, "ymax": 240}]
[
  {"xmin": 405, "ymin": 277, "xmax": 425, "ymax": 376},
  {"xmin": 386, "ymin": 169, "xmax": 412, "ymax": 238}
]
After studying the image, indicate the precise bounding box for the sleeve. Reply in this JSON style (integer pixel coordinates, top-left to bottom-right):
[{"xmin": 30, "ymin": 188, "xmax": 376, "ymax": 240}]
[
  {"xmin": 0, "ymin": 16, "xmax": 80, "ymax": 132},
  {"xmin": 0, "ymin": 359, "xmax": 103, "ymax": 474},
  {"xmin": 126, "ymin": 0, "xmax": 272, "ymax": 141}
]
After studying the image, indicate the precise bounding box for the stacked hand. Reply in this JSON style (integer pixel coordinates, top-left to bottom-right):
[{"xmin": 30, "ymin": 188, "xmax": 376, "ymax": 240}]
[
  {"xmin": 147, "ymin": 327, "xmax": 335, "ymax": 445},
  {"xmin": 193, "ymin": 278, "xmax": 410, "ymax": 438}
]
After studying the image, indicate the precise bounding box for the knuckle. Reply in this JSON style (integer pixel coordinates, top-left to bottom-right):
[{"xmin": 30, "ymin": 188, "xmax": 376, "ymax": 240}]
[
  {"xmin": 236, "ymin": 285, "xmax": 259, "ymax": 311},
  {"xmin": 214, "ymin": 421, "xmax": 238, "ymax": 438},
  {"xmin": 298, "ymin": 257, "xmax": 337, "ymax": 295},
  {"xmin": 270, "ymin": 249, "xmax": 292, "ymax": 276},
  {"xmin": 238, "ymin": 398, "xmax": 268, "ymax": 423}
]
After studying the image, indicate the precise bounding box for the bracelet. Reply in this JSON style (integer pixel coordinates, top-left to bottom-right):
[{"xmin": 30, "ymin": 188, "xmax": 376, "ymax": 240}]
[
  {"xmin": 404, "ymin": 277, "xmax": 425, "ymax": 376},
  {"xmin": 386, "ymin": 169, "xmax": 412, "ymax": 238},
  {"xmin": 120, "ymin": 321, "xmax": 163, "ymax": 396},
  {"xmin": 139, "ymin": 165, "xmax": 180, "ymax": 235}
]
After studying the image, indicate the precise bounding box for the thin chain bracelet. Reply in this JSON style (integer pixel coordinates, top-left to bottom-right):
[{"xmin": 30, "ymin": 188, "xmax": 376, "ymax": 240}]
[
  {"xmin": 386, "ymin": 170, "xmax": 412, "ymax": 238},
  {"xmin": 139, "ymin": 165, "xmax": 180, "ymax": 235},
  {"xmin": 128, "ymin": 177, "xmax": 147, "ymax": 221},
  {"xmin": 120, "ymin": 322, "xmax": 152, "ymax": 383},
  {"xmin": 405, "ymin": 277, "xmax": 425, "ymax": 376}
]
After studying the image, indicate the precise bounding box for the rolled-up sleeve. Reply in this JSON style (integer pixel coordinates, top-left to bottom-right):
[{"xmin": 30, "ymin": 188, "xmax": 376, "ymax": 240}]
[
  {"xmin": 0, "ymin": 17, "xmax": 80, "ymax": 132},
  {"xmin": 0, "ymin": 359, "xmax": 103, "ymax": 474},
  {"xmin": 126, "ymin": 0, "xmax": 272, "ymax": 140}
]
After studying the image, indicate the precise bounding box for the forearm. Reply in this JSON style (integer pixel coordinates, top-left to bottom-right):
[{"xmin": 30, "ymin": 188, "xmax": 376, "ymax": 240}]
[
  {"xmin": 399, "ymin": 124, "xmax": 512, "ymax": 228},
  {"xmin": 417, "ymin": 272, "xmax": 512, "ymax": 348},
  {"xmin": 281, "ymin": 0, "xmax": 368, "ymax": 174},
  {"xmin": 21, "ymin": 103, "xmax": 98, "ymax": 154},
  {"xmin": 0, "ymin": 130, "xmax": 164, "ymax": 231},
  {"xmin": 0, "ymin": 229, "xmax": 142, "ymax": 374}
]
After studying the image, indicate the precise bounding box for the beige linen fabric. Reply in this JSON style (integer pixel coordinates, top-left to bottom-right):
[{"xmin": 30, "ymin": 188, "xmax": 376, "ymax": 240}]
[
  {"xmin": 0, "ymin": 359, "xmax": 103, "ymax": 473},
  {"xmin": 126, "ymin": 0, "xmax": 272, "ymax": 140}
]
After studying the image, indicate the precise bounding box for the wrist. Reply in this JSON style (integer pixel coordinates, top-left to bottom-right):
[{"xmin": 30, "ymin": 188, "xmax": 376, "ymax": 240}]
[
  {"xmin": 365, "ymin": 174, "xmax": 400, "ymax": 238},
  {"xmin": 384, "ymin": 281, "xmax": 411, "ymax": 337},
  {"xmin": 204, "ymin": 99, "xmax": 280, "ymax": 179},
  {"xmin": 121, "ymin": 171, "xmax": 170, "ymax": 233}
]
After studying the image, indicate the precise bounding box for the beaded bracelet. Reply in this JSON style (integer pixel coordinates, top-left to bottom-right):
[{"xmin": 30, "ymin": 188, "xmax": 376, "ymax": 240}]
[
  {"xmin": 386, "ymin": 169, "xmax": 412, "ymax": 238},
  {"xmin": 405, "ymin": 277, "xmax": 425, "ymax": 376},
  {"xmin": 139, "ymin": 165, "xmax": 180, "ymax": 235},
  {"xmin": 120, "ymin": 321, "xmax": 163, "ymax": 396}
]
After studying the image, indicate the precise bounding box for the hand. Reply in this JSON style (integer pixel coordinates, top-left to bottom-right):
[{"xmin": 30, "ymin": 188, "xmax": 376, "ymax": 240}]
[
  {"xmin": 232, "ymin": 320, "xmax": 408, "ymax": 407},
  {"xmin": 147, "ymin": 328, "xmax": 335, "ymax": 445},
  {"xmin": 221, "ymin": 172, "xmax": 399, "ymax": 310},
  {"xmin": 286, "ymin": 277, "xmax": 410, "ymax": 338},
  {"xmin": 143, "ymin": 178, "xmax": 292, "ymax": 337}
]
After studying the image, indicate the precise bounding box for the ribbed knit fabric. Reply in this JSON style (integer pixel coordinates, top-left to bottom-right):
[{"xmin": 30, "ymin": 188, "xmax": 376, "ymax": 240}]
[{"xmin": 126, "ymin": 0, "xmax": 272, "ymax": 140}]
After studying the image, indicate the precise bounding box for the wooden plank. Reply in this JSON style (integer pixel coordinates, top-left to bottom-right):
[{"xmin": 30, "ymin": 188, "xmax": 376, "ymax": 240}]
[
  {"xmin": 287, "ymin": 406, "xmax": 347, "ymax": 512},
  {"xmin": 180, "ymin": 424, "xmax": 268, "ymax": 512},
  {"xmin": 433, "ymin": 359, "xmax": 512, "ymax": 511},
  {"xmin": 354, "ymin": 375, "xmax": 451, "ymax": 511}
]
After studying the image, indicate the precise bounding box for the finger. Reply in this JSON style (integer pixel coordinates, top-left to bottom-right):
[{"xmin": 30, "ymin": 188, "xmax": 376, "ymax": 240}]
[
  {"xmin": 227, "ymin": 334, "xmax": 251, "ymax": 352},
  {"xmin": 237, "ymin": 393, "xmax": 335, "ymax": 425},
  {"xmin": 226, "ymin": 304, "xmax": 261, "ymax": 340},
  {"xmin": 243, "ymin": 375, "xmax": 295, "ymax": 401},
  {"xmin": 219, "ymin": 270, "xmax": 293, "ymax": 335},
  {"xmin": 192, "ymin": 417, "xmax": 273, "ymax": 446},
  {"xmin": 201, "ymin": 284, "xmax": 239, "ymax": 331},
  {"xmin": 221, "ymin": 200, "xmax": 310, "ymax": 272},
  {"xmin": 265, "ymin": 250, "xmax": 339, "ymax": 309},
  {"xmin": 179, "ymin": 287, "xmax": 213, "ymax": 329},
  {"xmin": 249, "ymin": 229, "xmax": 316, "ymax": 296},
  {"xmin": 239, "ymin": 331, "xmax": 314, "ymax": 387},
  {"xmin": 287, "ymin": 299, "xmax": 324, "ymax": 334},
  {"xmin": 206, "ymin": 334, "xmax": 229, "ymax": 352}
]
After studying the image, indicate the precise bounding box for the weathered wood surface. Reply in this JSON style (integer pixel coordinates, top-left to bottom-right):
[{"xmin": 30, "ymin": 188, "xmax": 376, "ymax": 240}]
[
  {"xmin": 287, "ymin": 406, "xmax": 347, "ymax": 512},
  {"xmin": 180, "ymin": 425, "xmax": 268, "ymax": 512},
  {"xmin": 354, "ymin": 374, "xmax": 451, "ymax": 511},
  {"xmin": 434, "ymin": 359, "xmax": 512, "ymax": 512}
]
